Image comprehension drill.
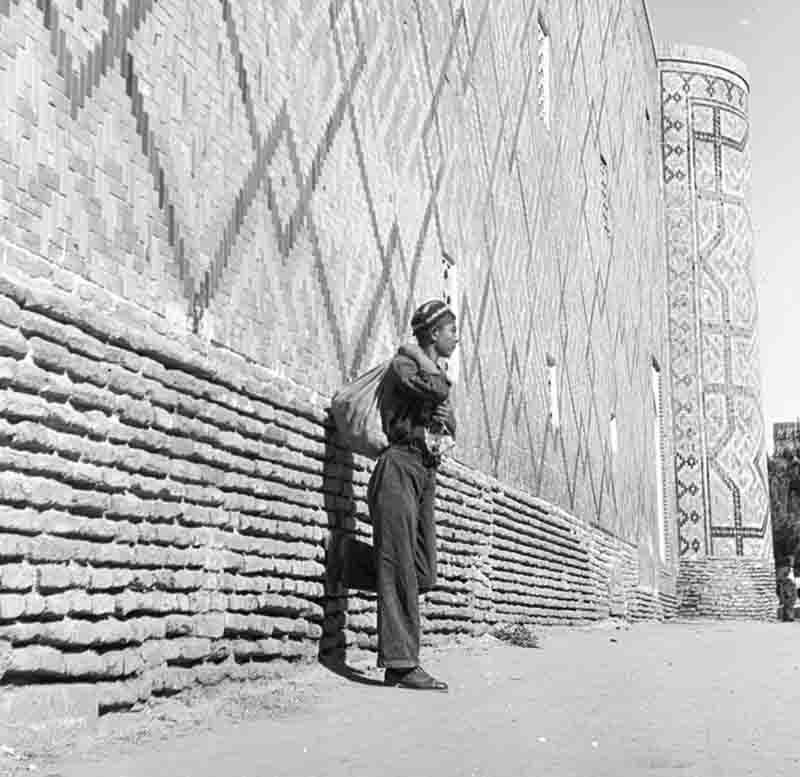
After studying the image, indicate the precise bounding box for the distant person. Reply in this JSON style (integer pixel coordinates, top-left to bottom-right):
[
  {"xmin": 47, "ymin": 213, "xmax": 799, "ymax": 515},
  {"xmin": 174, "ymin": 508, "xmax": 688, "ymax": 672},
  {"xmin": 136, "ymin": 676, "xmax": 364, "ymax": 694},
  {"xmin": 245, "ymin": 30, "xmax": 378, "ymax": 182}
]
[{"xmin": 777, "ymin": 560, "xmax": 797, "ymax": 622}]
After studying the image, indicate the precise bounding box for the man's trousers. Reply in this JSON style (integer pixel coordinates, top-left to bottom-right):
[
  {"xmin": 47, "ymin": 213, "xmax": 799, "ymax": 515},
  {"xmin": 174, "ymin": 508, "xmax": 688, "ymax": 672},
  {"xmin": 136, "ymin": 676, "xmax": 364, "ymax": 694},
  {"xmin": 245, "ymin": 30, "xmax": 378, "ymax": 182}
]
[{"xmin": 344, "ymin": 445, "xmax": 437, "ymax": 668}]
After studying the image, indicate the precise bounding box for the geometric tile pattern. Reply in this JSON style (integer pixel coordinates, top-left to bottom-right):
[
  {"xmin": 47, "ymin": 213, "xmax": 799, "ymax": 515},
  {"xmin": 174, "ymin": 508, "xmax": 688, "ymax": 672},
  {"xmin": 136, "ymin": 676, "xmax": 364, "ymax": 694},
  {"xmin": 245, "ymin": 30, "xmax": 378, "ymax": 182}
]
[
  {"xmin": 0, "ymin": 0, "xmax": 672, "ymax": 577},
  {"xmin": 659, "ymin": 45, "xmax": 770, "ymax": 559},
  {"xmin": 448, "ymin": 0, "xmax": 670, "ymax": 561}
]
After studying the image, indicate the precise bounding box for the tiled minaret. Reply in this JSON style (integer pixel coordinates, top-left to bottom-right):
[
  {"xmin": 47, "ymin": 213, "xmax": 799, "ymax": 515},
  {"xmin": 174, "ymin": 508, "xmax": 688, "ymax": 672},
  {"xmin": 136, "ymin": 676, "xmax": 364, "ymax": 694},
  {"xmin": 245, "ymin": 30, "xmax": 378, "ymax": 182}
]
[{"xmin": 659, "ymin": 44, "xmax": 773, "ymax": 616}]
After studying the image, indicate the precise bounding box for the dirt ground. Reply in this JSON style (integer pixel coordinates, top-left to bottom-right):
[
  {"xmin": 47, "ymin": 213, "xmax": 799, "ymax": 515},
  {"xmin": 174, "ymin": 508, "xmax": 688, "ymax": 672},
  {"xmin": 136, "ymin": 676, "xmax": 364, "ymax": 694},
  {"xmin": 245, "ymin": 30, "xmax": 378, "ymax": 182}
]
[{"xmin": 4, "ymin": 620, "xmax": 800, "ymax": 777}]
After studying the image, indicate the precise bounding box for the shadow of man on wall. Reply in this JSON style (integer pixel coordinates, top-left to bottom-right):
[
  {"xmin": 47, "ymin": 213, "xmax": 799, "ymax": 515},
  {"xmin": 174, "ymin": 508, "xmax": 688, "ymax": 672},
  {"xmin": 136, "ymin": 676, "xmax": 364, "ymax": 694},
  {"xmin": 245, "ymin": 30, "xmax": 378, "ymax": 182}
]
[{"xmin": 318, "ymin": 417, "xmax": 383, "ymax": 686}]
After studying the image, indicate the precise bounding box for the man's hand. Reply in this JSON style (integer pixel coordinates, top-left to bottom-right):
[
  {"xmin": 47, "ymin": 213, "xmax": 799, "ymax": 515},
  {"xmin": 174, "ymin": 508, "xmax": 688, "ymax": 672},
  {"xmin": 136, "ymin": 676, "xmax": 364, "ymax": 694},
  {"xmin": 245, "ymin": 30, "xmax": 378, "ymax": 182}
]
[{"xmin": 432, "ymin": 399, "xmax": 456, "ymax": 435}]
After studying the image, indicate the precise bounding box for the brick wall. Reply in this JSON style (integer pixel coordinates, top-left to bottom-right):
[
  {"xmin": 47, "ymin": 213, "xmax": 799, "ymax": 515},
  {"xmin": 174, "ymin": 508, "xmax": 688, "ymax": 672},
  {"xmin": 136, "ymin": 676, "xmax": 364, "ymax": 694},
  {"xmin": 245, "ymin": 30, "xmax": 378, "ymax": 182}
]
[
  {"xmin": 0, "ymin": 0, "xmax": 674, "ymax": 588},
  {"xmin": 0, "ymin": 266, "xmax": 333, "ymax": 709},
  {"xmin": 0, "ymin": 266, "xmax": 671, "ymax": 713},
  {"xmin": 0, "ymin": 0, "xmax": 780, "ymax": 729},
  {"xmin": 677, "ymin": 559, "xmax": 775, "ymax": 620},
  {"xmin": 0, "ymin": 0, "xmax": 692, "ymax": 718}
]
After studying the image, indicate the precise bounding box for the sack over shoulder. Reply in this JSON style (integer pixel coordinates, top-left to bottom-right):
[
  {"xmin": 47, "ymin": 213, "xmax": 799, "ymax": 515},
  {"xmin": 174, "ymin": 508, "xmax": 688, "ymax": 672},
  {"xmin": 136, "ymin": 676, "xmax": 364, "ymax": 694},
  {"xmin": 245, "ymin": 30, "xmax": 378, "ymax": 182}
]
[{"xmin": 330, "ymin": 361, "xmax": 389, "ymax": 458}]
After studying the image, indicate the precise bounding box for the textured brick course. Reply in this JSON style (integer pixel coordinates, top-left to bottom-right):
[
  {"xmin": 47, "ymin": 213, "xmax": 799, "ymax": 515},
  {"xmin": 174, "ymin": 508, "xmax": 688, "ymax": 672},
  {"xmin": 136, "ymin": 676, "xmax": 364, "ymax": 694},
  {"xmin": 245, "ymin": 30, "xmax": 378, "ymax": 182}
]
[{"xmin": 0, "ymin": 268, "xmax": 674, "ymax": 707}]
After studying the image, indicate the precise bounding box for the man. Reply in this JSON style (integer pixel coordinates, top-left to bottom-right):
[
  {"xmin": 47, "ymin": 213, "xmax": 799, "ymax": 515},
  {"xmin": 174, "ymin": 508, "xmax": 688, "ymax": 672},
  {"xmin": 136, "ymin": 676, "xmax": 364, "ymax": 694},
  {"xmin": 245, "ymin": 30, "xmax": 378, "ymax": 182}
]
[
  {"xmin": 370, "ymin": 299, "xmax": 457, "ymax": 690},
  {"xmin": 328, "ymin": 299, "xmax": 458, "ymax": 691}
]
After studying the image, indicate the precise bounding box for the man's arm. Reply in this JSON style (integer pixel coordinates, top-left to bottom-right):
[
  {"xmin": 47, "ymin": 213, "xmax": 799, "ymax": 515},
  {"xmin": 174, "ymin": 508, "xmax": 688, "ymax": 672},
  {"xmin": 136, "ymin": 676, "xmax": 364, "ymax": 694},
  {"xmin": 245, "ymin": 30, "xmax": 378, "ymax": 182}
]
[{"xmin": 390, "ymin": 354, "xmax": 450, "ymax": 403}]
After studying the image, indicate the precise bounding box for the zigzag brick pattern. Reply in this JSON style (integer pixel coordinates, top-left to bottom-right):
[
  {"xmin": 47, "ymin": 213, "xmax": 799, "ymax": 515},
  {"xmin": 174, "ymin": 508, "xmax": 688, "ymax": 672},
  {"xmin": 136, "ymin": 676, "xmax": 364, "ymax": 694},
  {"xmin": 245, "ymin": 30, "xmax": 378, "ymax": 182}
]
[{"xmin": 0, "ymin": 0, "xmax": 672, "ymax": 574}]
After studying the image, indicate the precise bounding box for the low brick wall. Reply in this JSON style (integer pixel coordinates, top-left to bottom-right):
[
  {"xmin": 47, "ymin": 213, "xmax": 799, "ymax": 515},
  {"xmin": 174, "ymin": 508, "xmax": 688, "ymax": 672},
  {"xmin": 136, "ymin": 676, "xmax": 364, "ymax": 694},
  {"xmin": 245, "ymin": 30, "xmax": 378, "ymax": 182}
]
[
  {"xmin": 677, "ymin": 558, "xmax": 776, "ymax": 619},
  {"xmin": 323, "ymin": 468, "xmax": 668, "ymax": 658},
  {"xmin": 0, "ymin": 268, "xmax": 670, "ymax": 716}
]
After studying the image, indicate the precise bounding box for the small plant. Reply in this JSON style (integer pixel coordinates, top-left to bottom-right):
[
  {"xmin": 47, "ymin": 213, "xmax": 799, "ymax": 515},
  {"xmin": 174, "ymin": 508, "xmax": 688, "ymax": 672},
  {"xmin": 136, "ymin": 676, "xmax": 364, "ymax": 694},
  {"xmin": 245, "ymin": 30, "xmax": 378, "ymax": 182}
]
[{"xmin": 492, "ymin": 621, "xmax": 540, "ymax": 648}]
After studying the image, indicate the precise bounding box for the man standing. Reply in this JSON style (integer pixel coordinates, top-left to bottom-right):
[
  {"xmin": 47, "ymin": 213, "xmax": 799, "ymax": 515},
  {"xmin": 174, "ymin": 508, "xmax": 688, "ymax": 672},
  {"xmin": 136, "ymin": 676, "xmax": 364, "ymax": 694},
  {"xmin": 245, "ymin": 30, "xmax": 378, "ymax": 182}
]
[
  {"xmin": 327, "ymin": 299, "xmax": 458, "ymax": 691},
  {"xmin": 370, "ymin": 300, "xmax": 458, "ymax": 691}
]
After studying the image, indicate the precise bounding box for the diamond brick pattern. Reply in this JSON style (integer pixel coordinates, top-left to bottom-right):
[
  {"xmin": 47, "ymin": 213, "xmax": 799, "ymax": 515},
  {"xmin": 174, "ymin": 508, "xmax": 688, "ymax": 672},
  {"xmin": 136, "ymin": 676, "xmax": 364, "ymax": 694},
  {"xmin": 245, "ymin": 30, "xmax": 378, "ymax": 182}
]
[{"xmin": 0, "ymin": 0, "xmax": 672, "ymax": 582}]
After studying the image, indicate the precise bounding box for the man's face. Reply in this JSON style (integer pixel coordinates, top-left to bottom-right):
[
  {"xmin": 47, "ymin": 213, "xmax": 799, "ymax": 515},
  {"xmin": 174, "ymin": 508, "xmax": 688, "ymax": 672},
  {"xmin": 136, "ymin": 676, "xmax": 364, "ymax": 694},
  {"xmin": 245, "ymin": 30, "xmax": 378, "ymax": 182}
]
[{"xmin": 431, "ymin": 316, "xmax": 459, "ymax": 358}]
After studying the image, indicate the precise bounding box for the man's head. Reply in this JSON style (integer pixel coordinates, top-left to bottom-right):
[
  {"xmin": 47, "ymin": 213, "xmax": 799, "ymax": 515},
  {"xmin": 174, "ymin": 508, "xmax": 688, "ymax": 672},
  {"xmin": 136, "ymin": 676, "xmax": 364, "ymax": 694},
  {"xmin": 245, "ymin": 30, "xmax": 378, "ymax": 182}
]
[{"xmin": 411, "ymin": 300, "xmax": 458, "ymax": 358}]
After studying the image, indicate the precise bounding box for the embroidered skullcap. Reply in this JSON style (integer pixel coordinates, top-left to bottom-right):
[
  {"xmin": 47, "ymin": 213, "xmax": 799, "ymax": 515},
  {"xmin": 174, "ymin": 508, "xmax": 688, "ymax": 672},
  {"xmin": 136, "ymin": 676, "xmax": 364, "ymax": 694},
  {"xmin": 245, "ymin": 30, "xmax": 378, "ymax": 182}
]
[{"xmin": 411, "ymin": 299, "xmax": 455, "ymax": 334}]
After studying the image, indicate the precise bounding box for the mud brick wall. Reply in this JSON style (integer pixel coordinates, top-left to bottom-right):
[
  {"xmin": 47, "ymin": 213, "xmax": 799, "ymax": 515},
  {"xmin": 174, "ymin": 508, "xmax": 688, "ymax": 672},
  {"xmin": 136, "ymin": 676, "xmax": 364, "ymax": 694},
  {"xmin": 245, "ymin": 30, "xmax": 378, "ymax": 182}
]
[
  {"xmin": 677, "ymin": 559, "xmax": 776, "ymax": 620},
  {"xmin": 489, "ymin": 489, "xmax": 599, "ymax": 625},
  {"xmin": 631, "ymin": 588, "xmax": 677, "ymax": 622},
  {"xmin": 326, "ymin": 469, "xmax": 671, "ymax": 661},
  {"xmin": 0, "ymin": 267, "xmax": 671, "ymax": 711},
  {"xmin": 0, "ymin": 270, "xmax": 335, "ymax": 710}
]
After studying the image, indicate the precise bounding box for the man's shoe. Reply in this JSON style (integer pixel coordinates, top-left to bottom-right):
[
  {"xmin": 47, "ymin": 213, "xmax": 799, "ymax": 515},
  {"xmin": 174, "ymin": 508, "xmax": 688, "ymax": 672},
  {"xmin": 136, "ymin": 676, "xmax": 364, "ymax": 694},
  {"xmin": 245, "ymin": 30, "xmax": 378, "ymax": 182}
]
[{"xmin": 384, "ymin": 666, "xmax": 448, "ymax": 692}]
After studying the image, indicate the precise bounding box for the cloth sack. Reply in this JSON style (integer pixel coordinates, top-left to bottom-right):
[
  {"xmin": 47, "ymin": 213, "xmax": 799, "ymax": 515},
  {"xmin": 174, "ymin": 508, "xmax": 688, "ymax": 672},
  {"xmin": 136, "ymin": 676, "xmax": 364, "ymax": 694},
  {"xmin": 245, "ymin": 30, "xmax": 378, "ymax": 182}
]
[
  {"xmin": 330, "ymin": 360, "xmax": 390, "ymax": 458},
  {"xmin": 330, "ymin": 343, "xmax": 453, "ymax": 459}
]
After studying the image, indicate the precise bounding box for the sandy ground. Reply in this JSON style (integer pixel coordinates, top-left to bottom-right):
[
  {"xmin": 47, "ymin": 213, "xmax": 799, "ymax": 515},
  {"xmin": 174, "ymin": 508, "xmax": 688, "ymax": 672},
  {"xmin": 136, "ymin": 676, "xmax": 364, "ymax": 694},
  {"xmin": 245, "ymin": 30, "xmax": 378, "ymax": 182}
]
[{"xmin": 4, "ymin": 620, "xmax": 800, "ymax": 777}]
